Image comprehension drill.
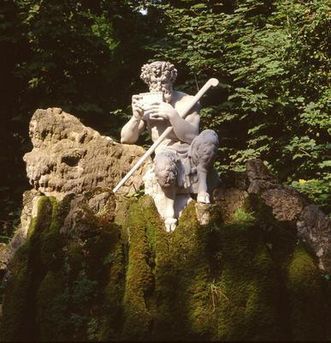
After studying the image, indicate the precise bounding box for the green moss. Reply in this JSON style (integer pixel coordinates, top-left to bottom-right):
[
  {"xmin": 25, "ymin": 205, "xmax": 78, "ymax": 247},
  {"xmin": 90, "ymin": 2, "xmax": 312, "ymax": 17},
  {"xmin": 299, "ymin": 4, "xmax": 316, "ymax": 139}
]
[
  {"xmin": 0, "ymin": 246, "xmax": 31, "ymax": 341},
  {"xmin": 113, "ymin": 195, "xmax": 136, "ymax": 227},
  {"xmin": 286, "ymin": 244, "xmax": 328, "ymax": 341},
  {"xmin": 232, "ymin": 207, "xmax": 255, "ymax": 225},
  {"xmin": 121, "ymin": 196, "xmax": 159, "ymax": 340},
  {"xmin": 27, "ymin": 196, "xmax": 53, "ymax": 238},
  {"xmin": 100, "ymin": 234, "xmax": 126, "ymax": 341},
  {"xmin": 36, "ymin": 271, "xmax": 69, "ymax": 341},
  {"xmin": 209, "ymin": 219, "xmax": 281, "ymax": 340},
  {"xmin": 0, "ymin": 196, "xmax": 57, "ymax": 341},
  {"xmin": 169, "ymin": 202, "xmax": 212, "ymax": 338},
  {"xmin": 114, "ymin": 196, "xmax": 330, "ymax": 341},
  {"xmin": 147, "ymin": 205, "xmax": 191, "ymax": 340},
  {"xmin": 40, "ymin": 198, "xmax": 63, "ymax": 270},
  {"xmin": 1, "ymin": 192, "xmax": 330, "ymax": 342}
]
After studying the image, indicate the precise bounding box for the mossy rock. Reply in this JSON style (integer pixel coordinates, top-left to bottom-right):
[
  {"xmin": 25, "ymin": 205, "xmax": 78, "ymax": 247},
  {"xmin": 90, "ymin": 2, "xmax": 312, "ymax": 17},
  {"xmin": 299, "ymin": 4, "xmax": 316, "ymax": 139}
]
[
  {"xmin": 0, "ymin": 194, "xmax": 330, "ymax": 341},
  {"xmin": 286, "ymin": 245, "xmax": 329, "ymax": 341}
]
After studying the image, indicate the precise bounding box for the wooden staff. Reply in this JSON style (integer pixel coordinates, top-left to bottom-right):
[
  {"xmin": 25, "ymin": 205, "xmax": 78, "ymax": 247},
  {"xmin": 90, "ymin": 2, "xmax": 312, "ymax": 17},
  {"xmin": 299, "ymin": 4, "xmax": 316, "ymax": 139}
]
[{"xmin": 113, "ymin": 78, "xmax": 219, "ymax": 193}]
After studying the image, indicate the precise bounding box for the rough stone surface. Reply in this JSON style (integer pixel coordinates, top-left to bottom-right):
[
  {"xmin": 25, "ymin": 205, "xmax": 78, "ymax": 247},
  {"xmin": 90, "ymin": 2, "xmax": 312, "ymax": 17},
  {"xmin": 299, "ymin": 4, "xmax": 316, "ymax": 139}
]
[
  {"xmin": 61, "ymin": 190, "xmax": 116, "ymax": 236},
  {"xmin": 1, "ymin": 114, "xmax": 331, "ymax": 342},
  {"xmin": 0, "ymin": 194, "xmax": 330, "ymax": 342},
  {"xmin": 0, "ymin": 108, "xmax": 151, "ymax": 272},
  {"xmin": 297, "ymin": 204, "xmax": 331, "ymax": 271},
  {"xmin": 246, "ymin": 159, "xmax": 331, "ymax": 272},
  {"xmin": 20, "ymin": 189, "xmax": 42, "ymax": 237},
  {"xmin": 246, "ymin": 158, "xmax": 278, "ymax": 194},
  {"xmin": 260, "ymin": 188, "xmax": 306, "ymax": 222},
  {"xmin": 195, "ymin": 202, "xmax": 216, "ymax": 225},
  {"xmin": 213, "ymin": 187, "xmax": 248, "ymax": 223},
  {"xmin": 24, "ymin": 107, "xmax": 150, "ymax": 198},
  {"xmin": 0, "ymin": 244, "xmax": 8, "ymax": 272}
]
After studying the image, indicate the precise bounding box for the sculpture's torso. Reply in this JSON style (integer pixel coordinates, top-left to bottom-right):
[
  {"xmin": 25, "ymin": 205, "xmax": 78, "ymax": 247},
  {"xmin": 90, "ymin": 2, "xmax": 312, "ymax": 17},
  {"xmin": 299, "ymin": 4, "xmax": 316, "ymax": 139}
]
[{"xmin": 144, "ymin": 90, "xmax": 196, "ymax": 154}]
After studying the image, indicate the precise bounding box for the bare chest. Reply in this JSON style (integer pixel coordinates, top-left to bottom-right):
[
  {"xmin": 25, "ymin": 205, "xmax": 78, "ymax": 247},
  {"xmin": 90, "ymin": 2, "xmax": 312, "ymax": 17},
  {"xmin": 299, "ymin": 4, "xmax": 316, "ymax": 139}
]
[{"xmin": 146, "ymin": 98, "xmax": 189, "ymax": 142}]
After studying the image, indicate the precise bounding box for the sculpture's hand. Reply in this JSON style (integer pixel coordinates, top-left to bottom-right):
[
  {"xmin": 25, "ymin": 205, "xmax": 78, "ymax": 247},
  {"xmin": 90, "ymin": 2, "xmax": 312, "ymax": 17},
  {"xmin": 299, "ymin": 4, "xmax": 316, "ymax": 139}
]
[
  {"xmin": 145, "ymin": 102, "xmax": 178, "ymax": 121},
  {"xmin": 132, "ymin": 95, "xmax": 144, "ymax": 120}
]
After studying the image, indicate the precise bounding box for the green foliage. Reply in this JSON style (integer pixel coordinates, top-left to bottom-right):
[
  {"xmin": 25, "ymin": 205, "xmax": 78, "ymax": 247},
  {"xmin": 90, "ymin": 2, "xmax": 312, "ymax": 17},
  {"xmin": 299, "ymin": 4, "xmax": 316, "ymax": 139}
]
[
  {"xmin": 147, "ymin": 0, "xmax": 331, "ymax": 212},
  {"xmin": 292, "ymin": 176, "xmax": 331, "ymax": 213},
  {"xmin": 1, "ymin": 0, "xmax": 330, "ymax": 236},
  {"xmin": 7, "ymin": 0, "xmax": 154, "ymax": 132}
]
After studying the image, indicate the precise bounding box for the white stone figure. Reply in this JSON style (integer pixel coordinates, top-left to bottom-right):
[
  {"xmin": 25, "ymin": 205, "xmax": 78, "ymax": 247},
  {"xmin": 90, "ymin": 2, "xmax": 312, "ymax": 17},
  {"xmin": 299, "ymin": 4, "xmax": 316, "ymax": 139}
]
[{"xmin": 120, "ymin": 61, "xmax": 219, "ymax": 231}]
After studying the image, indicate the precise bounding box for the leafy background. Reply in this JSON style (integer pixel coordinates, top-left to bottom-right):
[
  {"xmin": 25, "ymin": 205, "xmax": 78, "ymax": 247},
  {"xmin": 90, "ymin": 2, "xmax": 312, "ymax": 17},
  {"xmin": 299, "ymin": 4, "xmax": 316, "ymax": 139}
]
[{"xmin": 1, "ymin": 0, "xmax": 330, "ymax": 240}]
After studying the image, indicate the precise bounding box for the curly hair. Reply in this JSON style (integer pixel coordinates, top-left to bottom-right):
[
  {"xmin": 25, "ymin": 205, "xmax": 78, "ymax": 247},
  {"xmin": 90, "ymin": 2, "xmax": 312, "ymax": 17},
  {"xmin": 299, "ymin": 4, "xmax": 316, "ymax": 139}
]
[
  {"xmin": 154, "ymin": 150, "xmax": 178, "ymax": 188},
  {"xmin": 140, "ymin": 61, "xmax": 177, "ymax": 85}
]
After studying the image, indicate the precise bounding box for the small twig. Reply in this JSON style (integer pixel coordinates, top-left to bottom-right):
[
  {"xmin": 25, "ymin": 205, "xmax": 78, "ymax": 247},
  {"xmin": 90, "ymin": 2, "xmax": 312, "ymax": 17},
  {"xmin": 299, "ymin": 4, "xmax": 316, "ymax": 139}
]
[
  {"xmin": 210, "ymin": 282, "xmax": 229, "ymax": 313},
  {"xmin": 194, "ymin": 74, "xmax": 200, "ymax": 92}
]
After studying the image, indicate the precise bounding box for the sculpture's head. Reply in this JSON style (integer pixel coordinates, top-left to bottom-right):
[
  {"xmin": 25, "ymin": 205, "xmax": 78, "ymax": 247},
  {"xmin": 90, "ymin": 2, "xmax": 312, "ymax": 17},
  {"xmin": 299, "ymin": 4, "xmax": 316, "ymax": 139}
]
[
  {"xmin": 140, "ymin": 61, "xmax": 177, "ymax": 102},
  {"xmin": 153, "ymin": 150, "xmax": 178, "ymax": 188}
]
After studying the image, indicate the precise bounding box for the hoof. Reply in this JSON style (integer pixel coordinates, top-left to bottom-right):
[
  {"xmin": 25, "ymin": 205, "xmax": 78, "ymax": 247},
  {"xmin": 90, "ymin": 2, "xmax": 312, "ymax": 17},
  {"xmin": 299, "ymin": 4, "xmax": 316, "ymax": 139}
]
[
  {"xmin": 197, "ymin": 192, "xmax": 210, "ymax": 204},
  {"xmin": 165, "ymin": 218, "xmax": 177, "ymax": 232}
]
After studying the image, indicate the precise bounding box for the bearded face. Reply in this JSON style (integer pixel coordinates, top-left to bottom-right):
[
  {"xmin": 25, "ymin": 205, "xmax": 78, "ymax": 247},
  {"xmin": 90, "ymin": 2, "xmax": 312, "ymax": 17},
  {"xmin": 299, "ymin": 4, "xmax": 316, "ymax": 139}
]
[
  {"xmin": 140, "ymin": 61, "xmax": 177, "ymax": 102},
  {"xmin": 148, "ymin": 73, "xmax": 173, "ymax": 101}
]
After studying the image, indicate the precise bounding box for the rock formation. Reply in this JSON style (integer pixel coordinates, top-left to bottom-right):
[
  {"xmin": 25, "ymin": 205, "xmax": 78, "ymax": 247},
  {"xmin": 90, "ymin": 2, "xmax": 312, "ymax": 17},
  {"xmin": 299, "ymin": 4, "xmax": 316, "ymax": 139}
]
[
  {"xmin": 246, "ymin": 159, "xmax": 331, "ymax": 272},
  {"xmin": 0, "ymin": 108, "xmax": 330, "ymax": 342},
  {"xmin": 0, "ymin": 108, "xmax": 150, "ymax": 268},
  {"xmin": 24, "ymin": 107, "xmax": 149, "ymax": 198}
]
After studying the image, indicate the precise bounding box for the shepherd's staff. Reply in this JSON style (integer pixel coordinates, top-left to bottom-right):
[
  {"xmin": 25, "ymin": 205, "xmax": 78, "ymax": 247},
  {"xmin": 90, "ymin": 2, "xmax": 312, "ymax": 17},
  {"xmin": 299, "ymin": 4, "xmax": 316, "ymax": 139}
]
[{"xmin": 113, "ymin": 78, "xmax": 219, "ymax": 193}]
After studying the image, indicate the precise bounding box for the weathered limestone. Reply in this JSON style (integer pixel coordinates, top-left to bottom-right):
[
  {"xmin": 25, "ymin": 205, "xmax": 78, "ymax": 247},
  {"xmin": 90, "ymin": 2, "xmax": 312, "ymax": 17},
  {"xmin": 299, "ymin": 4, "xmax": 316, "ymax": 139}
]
[
  {"xmin": 0, "ymin": 111, "xmax": 331, "ymax": 342},
  {"xmin": 24, "ymin": 107, "xmax": 150, "ymax": 199},
  {"xmin": 1, "ymin": 108, "xmax": 330, "ymax": 277},
  {"xmin": 0, "ymin": 107, "xmax": 151, "ymax": 271},
  {"xmin": 246, "ymin": 159, "xmax": 331, "ymax": 272},
  {"xmin": 1, "ymin": 192, "xmax": 330, "ymax": 342}
]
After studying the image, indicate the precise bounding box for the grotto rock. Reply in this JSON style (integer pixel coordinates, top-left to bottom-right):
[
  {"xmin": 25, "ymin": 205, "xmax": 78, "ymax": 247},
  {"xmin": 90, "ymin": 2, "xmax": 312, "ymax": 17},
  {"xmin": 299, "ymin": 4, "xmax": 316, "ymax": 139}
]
[
  {"xmin": 1, "ymin": 192, "xmax": 330, "ymax": 342},
  {"xmin": 213, "ymin": 187, "xmax": 248, "ymax": 223},
  {"xmin": 0, "ymin": 112, "xmax": 331, "ymax": 342},
  {"xmin": 246, "ymin": 159, "xmax": 331, "ymax": 272},
  {"xmin": 24, "ymin": 107, "xmax": 150, "ymax": 198},
  {"xmin": 0, "ymin": 108, "xmax": 151, "ymax": 271},
  {"xmin": 297, "ymin": 204, "xmax": 331, "ymax": 271}
]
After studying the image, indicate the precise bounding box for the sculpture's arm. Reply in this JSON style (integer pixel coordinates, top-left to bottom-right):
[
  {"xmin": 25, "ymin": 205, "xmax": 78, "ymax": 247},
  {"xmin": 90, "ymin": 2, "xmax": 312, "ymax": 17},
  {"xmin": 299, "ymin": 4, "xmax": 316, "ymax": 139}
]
[
  {"xmin": 169, "ymin": 110, "xmax": 200, "ymax": 144},
  {"xmin": 121, "ymin": 117, "xmax": 145, "ymax": 144},
  {"xmin": 144, "ymin": 102, "xmax": 200, "ymax": 144},
  {"xmin": 120, "ymin": 95, "xmax": 146, "ymax": 144}
]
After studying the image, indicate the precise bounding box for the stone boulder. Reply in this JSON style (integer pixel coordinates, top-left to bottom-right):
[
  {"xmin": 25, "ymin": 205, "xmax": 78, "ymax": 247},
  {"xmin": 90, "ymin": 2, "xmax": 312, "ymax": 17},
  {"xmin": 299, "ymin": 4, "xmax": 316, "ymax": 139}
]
[
  {"xmin": 0, "ymin": 107, "xmax": 151, "ymax": 270},
  {"xmin": 246, "ymin": 159, "xmax": 331, "ymax": 272},
  {"xmin": 1, "ymin": 192, "xmax": 330, "ymax": 342},
  {"xmin": 0, "ymin": 110, "xmax": 330, "ymax": 342},
  {"xmin": 24, "ymin": 107, "xmax": 149, "ymax": 198}
]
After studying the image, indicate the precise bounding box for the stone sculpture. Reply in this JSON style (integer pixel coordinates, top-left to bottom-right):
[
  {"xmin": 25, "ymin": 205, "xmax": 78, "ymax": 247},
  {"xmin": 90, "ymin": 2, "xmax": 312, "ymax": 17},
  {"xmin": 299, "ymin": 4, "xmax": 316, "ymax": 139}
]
[{"xmin": 120, "ymin": 61, "xmax": 219, "ymax": 231}]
